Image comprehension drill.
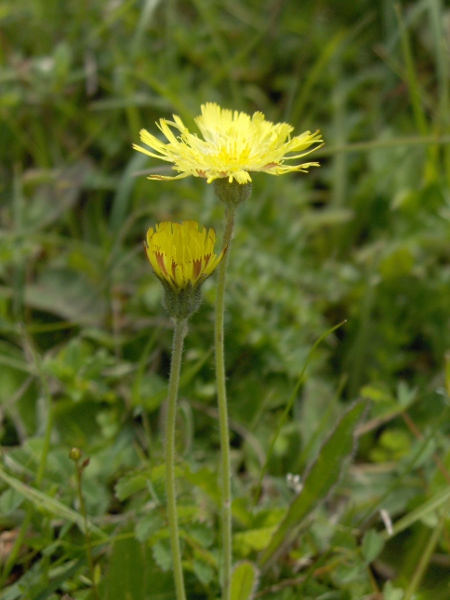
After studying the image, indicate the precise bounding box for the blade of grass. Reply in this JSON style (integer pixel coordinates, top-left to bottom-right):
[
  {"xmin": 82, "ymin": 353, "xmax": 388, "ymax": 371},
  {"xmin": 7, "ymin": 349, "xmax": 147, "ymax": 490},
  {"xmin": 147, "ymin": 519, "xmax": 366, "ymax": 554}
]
[
  {"xmin": 427, "ymin": 0, "xmax": 450, "ymax": 185},
  {"xmin": 287, "ymin": 30, "xmax": 346, "ymax": 126},
  {"xmin": 384, "ymin": 485, "xmax": 450, "ymax": 540},
  {"xmin": 190, "ymin": 0, "xmax": 239, "ymax": 105},
  {"xmin": 110, "ymin": 152, "xmax": 149, "ymax": 236},
  {"xmin": 394, "ymin": 2, "xmax": 428, "ymax": 136},
  {"xmin": 403, "ymin": 508, "xmax": 447, "ymax": 600}
]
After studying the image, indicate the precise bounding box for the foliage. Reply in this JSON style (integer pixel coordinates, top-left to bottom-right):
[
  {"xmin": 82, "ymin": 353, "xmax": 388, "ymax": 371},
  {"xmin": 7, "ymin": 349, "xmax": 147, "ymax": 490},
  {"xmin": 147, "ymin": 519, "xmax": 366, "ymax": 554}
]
[{"xmin": 1, "ymin": 0, "xmax": 450, "ymax": 598}]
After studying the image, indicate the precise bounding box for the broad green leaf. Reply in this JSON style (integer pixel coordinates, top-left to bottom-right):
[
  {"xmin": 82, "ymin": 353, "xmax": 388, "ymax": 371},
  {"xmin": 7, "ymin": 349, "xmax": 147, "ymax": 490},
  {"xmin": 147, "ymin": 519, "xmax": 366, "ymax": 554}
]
[
  {"xmin": 230, "ymin": 561, "xmax": 259, "ymax": 600},
  {"xmin": 259, "ymin": 401, "xmax": 366, "ymax": 567},
  {"xmin": 106, "ymin": 535, "xmax": 146, "ymax": 600},
  {"xmin": 100, "ymin": 527, "xmax": 174, "ymax": 600}
]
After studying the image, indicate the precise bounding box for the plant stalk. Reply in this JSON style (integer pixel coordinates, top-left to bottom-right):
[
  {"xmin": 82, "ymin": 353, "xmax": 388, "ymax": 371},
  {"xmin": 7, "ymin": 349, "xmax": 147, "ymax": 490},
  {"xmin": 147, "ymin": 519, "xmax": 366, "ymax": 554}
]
[
  {"xmin": 215, "ymin": 205, "xmax": 237, "ymax": 600},
  {"xmin": 403, "ymin": 510, "xmax": 445, "ymax": 600},
  {"xmin": 74, "ymin": 456, "xmax": 100, "ymax": 600},
  {"xmin": 166, "ymin": 318, "xmax": 188, "ymax": 600}
]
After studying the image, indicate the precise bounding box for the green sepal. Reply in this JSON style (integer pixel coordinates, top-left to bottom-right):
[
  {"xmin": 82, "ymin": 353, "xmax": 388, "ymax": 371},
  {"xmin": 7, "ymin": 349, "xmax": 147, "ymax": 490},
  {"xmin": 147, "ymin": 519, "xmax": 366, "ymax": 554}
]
[
  {"xmin": 214, "ymin": 179, "xmax": 252, "ymax": 207},
  {"xmin": 160, "ymin": 280, "xmax": 203, "ymax": 320}
]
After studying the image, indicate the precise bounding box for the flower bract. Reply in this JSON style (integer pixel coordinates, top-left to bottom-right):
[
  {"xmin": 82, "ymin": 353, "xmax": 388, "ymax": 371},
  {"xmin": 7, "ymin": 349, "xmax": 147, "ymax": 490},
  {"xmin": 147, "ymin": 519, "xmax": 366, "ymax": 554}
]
[
  {"xmin": 145, "ymin": 220, "xmax": 224, "ymax": 291},
  {"xmin": 133, "ymin": 102, "xmax": 323, "ymax": 184}
]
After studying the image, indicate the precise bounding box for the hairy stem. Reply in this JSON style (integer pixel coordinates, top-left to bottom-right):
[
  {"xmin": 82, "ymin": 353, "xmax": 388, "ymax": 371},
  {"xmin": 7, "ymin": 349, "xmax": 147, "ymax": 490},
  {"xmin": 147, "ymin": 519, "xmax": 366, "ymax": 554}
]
[
  {"xmin": 166, "ymin": 319, "xmax": 188, "ymax": 600},
  {"xmin": 215, "ymin": 205, "xmax": 237, "ymax": 600}
]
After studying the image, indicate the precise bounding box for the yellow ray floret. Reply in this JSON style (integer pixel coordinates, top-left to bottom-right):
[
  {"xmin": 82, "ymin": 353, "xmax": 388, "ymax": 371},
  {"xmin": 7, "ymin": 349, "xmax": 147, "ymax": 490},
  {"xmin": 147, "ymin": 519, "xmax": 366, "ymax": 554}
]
[
  {"xmin": 145, "ymin": 221, "xmax": 225, "ymax": 290},
  {"xmin": 133, "ymin": 102, "xmax": 323, "ymax": 184}
]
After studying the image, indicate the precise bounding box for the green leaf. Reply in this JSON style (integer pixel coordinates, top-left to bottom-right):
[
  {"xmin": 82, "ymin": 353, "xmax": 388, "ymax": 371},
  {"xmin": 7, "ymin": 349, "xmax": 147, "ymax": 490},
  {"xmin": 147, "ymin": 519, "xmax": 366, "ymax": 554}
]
[
  {"xmin": 135, "ymin": 512, "xmax": 164, "ymax": 543},
  {"xmin": 115, "ymin": 471, "xmax": 149, "ymax": 501},
  {"xmin": 0, "ymin": 467, "xmax": 106, "ymax": 539},
  {"xmin": 152, "ymin": 539, "xmax": 172, "ymax": 572},
  {"xmin": 0, "ymin": 488, "xmax": 24, "ymax": 514},
  {"xmin": 25, "ymin": 268, "xmax": 107, "ymax": 326},
  {"xmin": 230, "ymin": 561, "xmax": 259, "ymax": 600},
  {"xmin": 193, "ymin": 559, "xmax": 215, "ymax": 585},
  {"xmin": 234, "ymin": 527, "xmax": 275, "ymax": 557},
  {"xmin": 259, "ymin": 401, "xmax": 366, "ymax": 567},
  {"xmin": 99, "ymin": 527, "xmax": 174, "ymax": 600},
  {"xmin": 361, "ymin": 529, "xmax": 385, "ymax": 565},
  {"xmin": 254, "ymin": 320, "xmax": 347, "ymax": 499},
  {"xmin": 183, "ymin": 465, "xmax": 220, "ymax": 504},
  {"xmin": 186, "ymin": 522, "xmax": 214, "ymax": 548},
  {"xmin": 105, "ymin": 535, "xmax": 146, "ymax": 600},
  {"xmin": 382, "ymin": 581, "xmax": 405, "ymax": 600}
]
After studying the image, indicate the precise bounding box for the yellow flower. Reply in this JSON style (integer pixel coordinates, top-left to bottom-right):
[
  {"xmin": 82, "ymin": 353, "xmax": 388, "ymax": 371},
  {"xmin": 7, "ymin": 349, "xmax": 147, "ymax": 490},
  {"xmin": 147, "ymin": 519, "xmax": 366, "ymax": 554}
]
[
  {"xmin": 133, "ymin": 102, "xmax": 323, "ymax": 184},
  {"xmin": 145, "ymin": 220, "xmax": 224, "ymax": 291}
]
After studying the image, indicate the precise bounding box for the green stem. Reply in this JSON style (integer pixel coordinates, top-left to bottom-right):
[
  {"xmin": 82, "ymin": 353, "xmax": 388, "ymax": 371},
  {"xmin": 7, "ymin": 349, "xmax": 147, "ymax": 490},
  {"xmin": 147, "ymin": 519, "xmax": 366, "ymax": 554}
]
[
  {"xmin": 403, "ymin": 509, "xmax": 446, "ymax": 600},
  {"xmin": 166, "ymin": 319, "xmax": 188, "ymax": 600},
  {"xmin": 215, "ymin": 205, "xmax": 237, "ymax": 600},
  {"xmin": 75, "ymin": 458, "xmax": 100, "ymax": 600}
]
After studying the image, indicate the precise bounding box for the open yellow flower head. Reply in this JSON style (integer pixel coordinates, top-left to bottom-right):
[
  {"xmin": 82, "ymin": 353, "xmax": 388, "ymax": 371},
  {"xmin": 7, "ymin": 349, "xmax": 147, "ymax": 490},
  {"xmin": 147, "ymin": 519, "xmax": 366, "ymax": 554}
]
[
  {"xmin": 145, "ymin": 220, "xmax": 224, "ymax": 291},
  {"xmin": 133, "ymin": 102, "xmax": 323, "ymax": 185}
]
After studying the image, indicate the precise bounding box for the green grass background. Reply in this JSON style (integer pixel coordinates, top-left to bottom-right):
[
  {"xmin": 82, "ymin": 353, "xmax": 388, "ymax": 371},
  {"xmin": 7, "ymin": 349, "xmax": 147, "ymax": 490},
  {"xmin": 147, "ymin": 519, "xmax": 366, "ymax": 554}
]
[{"xmin": 1, "ymin": 0, "xmax": 450, "ymax": 598}]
